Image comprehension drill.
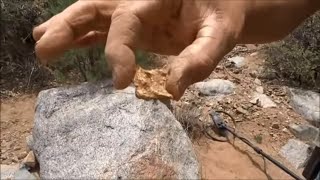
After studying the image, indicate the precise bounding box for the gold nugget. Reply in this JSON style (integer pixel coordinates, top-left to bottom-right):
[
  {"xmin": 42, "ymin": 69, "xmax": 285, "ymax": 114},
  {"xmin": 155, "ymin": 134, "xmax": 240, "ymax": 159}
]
[{"xmin": 133, "ymin": 66, "xmax": 173, "ymax": 100}]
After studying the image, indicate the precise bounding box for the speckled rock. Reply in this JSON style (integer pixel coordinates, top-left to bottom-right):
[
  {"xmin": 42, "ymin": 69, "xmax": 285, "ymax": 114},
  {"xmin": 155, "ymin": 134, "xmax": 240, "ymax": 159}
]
[{"xmin": 31, "ymin": 80, "xmax": 200, "ymax": 179}]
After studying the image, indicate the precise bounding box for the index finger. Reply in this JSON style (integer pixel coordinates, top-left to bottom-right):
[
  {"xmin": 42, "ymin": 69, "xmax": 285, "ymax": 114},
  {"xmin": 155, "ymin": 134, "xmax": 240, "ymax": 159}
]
[{"xmin": 33, "ymin": 0, "xmax": 117, "ymax": 62}]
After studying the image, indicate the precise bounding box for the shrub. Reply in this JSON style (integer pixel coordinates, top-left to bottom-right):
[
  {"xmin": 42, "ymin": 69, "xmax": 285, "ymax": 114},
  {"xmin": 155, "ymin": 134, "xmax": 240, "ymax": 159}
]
[
  {"xmin": 0, "ymin": 0, "xmax": 52, "ymax": 94},
  {"xmin": 263, "ymin": 11, "xmax": 320, "ymax": 90}
]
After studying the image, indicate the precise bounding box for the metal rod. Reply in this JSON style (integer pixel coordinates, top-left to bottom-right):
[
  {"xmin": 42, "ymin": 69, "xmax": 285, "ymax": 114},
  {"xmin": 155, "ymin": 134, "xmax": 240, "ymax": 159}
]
[
  {"xmin": 225, "ymin": 126, "xmax": 304, "ymax": 180},
  {"xmin": 210, "ymin": 112, "xmax": 304, "ymax": 180}
]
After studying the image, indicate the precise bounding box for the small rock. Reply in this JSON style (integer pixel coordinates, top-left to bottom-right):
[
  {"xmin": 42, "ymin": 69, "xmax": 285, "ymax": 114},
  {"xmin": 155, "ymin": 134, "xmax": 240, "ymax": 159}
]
[
  {"xmin": 236, "ymin": 107, "xmax": 248, "ymax": 115},
  {"xmin": 258, "ymin": 69, "xmax": 277, "ymax": 80},
  {"xmin": 254, "ymin": 78, "xmax": 262, "ymax": 86},
  {"xmin": 289, "ymin": 124, "xmax": 320, "ymax": 143},
  {"xmin": 18, "ymin": 151, "xmax": 28, "ymax": 160},
  {"xmin": 14, "ymin": 167, "xmax": 37, "ymax": 180},
  {"xmin": 250, "ymin": 52, "xmax": 259, "ymax": 57},
  {"xmin": 256, "ymin": 86, "xmax": 264, "ymax": 94},
  {"xmin": 274, "ymin": 99, "xmax": 281, "ymax": 104},
  {"xmin": 270, "ymin": 133, "xmax": 278, "ymax": 139},
  {"xmin": 26, "ymin": 135, "xmax": 33, "ymax": 151},
  {"xmin": 227, "ymin": 56, "xmax": 245, "ymax": 68},
  {"xmin": 280, "ymin": 139, "xmax": 312, "ymax": 169},
  {"xmin": 14, "ymin": 146, "xmax": 21, "ymax": 151},
  {"xmin": 282, "ymin": 128, "xmax": 289, "ymax": 133},
  {"xmin": 249, "ymin": 70, "xmax": 258, "ymax": 78},
  {"xmin": 246, "ymin": 44, "xmax": 258, "ymax": 50},
  {"xmin": 195, "ymin": 79, "xmax": 235, "ymax": 97},
  {"xmin": 22, "ymin": 151, "xmax": 37, "ymax": 168},
  {"xmin": 12, "ymin": 157, "xmax": 19, "ymax": 163},
  {"xmin": 271, "ymin": 123, "xmax": 280, "ymax": 129},
  {"xmin": 1, "ymin": 155, "xmax": 7, "ymax": 161},
  {"xmin": 250, "ymin": 92, "xmax": 277, "ymax": 108},
  {"xmin": 314, "ymin": 131, "xmax": 320, "ymax": 147},
  {"xmin": 215, "ymin": 65, "xmax": 223, "ymax": 70},
  {"xmin": 233, "ymin": 69, "xmax": 242, "ymax": 74},
  {"xmin": 32, "ymin": 172, "xmax": 40, "ymax": 180},
  {"xmin": 0, "ymin": 164, "xmax": 20, "ymax": 179},
  {"xmin": 257, "ymin": 122, "xmax": 265, "ymax": 127}
]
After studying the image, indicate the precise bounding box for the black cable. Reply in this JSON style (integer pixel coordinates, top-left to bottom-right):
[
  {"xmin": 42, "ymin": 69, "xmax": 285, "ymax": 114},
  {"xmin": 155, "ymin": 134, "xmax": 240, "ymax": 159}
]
[{"xmin": 209, "ymin": 111, "xmax": 304, "ymax": 180}]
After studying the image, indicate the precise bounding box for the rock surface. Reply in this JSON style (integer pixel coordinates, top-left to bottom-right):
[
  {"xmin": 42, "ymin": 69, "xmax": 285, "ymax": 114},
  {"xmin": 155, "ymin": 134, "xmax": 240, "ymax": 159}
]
[
  {"xmin": 31, "ymin": 81, "xmax": 200, "ymax": 179},
  {"xmin": 280, "ymin": 139, "xmax": 311, "ymax": 169},
  {"xmin": 289, "ymin": 124, "xmax": 320, "ymax": 144},
  {"xmin": 195, "ymin": 79, "xmax": 235, "ymax": 97},
  {"xmin": 288, "ymin": 88, "xmax": 320, "ymax": 127}
]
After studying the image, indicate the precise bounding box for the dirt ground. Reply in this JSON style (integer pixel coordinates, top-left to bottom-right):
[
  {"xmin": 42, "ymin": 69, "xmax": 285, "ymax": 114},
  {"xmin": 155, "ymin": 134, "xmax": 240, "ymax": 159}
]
[
  {"xmin": 0, "ymin": 93, "xmax": 301, "ymax": 179},
  {"xmin": 1, "ymin": 95, "xmax": 36, "ymax": 164},
  {"xmin": 196, "ymin": 141, "xmax": 294, "ymax": 179},
  {"xmin": 0, "ymin": 46, "xmax": 308, "ymax": 179}
]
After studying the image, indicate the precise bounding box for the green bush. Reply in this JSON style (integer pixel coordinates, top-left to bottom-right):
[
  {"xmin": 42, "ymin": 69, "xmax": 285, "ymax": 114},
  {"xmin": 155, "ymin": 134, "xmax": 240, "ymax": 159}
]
[
  {"xmin": 46, "ymin": 0, "xmax": 75, "ymax": 15},
  {"xmin": 263, "ymin": 11, "xmax": 320, "ymax": 90}
]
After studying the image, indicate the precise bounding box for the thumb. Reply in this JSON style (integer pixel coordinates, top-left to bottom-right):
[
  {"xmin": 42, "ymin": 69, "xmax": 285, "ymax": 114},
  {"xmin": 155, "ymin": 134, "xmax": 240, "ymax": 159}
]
[{"xmin": 166, "ymin": 17, "xmax": 238, "ymax": 100}]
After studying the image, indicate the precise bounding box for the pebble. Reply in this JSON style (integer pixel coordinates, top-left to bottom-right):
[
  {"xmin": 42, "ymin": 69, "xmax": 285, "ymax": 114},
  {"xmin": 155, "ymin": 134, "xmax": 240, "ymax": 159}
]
[
  {"xmin": 18, "ymin": 151, "xmax": 28, "ymax": 160},
  {"xmin": 1, "ymin": 155, "xmax": 7, "ymax": 161},
  {"xmin": 236, "ymin": 107, "xmax": 249, "ymax": 115},
  {"xmin": 272, "ymin": 123, "xmax": 280, "ymax": 129},
  {"xmin": 215, "ymin": 65, "xmax": 223, "ymax": 70},
  {"xmin": 233, "ymin": 69, "xmax": 242, "ymax": 74},
  {"xmin": 249, "ymin": 70, "xmax": 258, "ymax": 78},
  {"xmin": 11, "ymin": 157, "xmax": 18, "ymax": 163},
  {"xmin": 256, "ymin": 86, "xmax": 264, "ymax": 94},
  {"xmin": 227, "ymin": 56, "xmax": 246, "ymax": 68},
  {"xmin": 13, "ymin": 146, "xmax": 21, "ymax": 151},
  {"xmin": 254, "ymin": 78, "xmax": 262, "ymax": 86},
  {"xmin": 250, "ymin": 52, "xmax": 259, "ymax": 57},
  {"xmin": 282, "ymin": 128, "xmax": 289, "ymax": 133},
  {"xmin": 22, "ymin": 151, "xmax": 37, "ymax": 168},
  {"xmin": 274, "ymin": 99, "xmax": 281, "ymax": 104}
]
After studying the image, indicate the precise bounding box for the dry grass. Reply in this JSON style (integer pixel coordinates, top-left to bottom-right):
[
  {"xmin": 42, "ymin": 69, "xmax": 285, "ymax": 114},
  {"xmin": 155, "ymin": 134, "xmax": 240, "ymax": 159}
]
[{"xmin": 172, "ymin": 103, "xmax": 206, "ymax": 141}]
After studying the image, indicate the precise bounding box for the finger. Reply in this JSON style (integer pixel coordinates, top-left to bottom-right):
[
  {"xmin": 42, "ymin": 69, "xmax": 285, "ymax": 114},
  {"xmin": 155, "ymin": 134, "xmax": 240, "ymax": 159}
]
[
  {"xmin": 73, "ymin": 31, "xmax": 107, "ymax": 48},
  {"xmin": 33, "ymin": 18, "xmax": 51, "ymax": 41},
  {"xmin": 34, "ymin": 1, "xmax": 116, "ymax": 62},
  {"xmin": 166, "ymin": 16, "xmax": 239, "ymax": 100},
  {"xmin": 105, "ymin": 10, "xmax": 142, "ymax": 89}
]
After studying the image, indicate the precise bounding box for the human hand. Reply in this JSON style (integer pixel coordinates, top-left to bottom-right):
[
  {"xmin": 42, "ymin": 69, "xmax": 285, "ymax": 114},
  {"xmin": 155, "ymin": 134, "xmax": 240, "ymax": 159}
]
[{"xmin": 33, "ymin": 0, "xmax": 319, "ymax": 100}]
